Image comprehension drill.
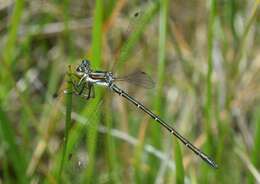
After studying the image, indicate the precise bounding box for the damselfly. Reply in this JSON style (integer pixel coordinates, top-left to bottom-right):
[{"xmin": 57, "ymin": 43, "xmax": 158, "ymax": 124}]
[{"xmin": 69, "ymin": 59, "xmax": 218, "ymax": 169}]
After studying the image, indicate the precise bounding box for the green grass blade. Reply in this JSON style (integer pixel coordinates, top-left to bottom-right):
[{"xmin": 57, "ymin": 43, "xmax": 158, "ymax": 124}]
[
  {"xmin": 248, "ymin": 106, "xmax": 260, "ymax": 184},
  {"xmin": 201, "ymin": 0, "xmax": 217, "ymax": 181},
  {"xmin": 1, "ymin": 0, "xmax": 24, "ymax": 96},
  {"xmin": 231, "ymin": 0, "xmax": 259, "ymax": 79},
  {"xmin": 84, "ymin": 0, "xmax": 103, "ymax": 183},
  {"xmin": 0, "ymin": 106, "xmax": 28, "ymax": 184},
  {"xmin": 2, "ymin": 0, "xmax": 24, "ymax": 66},
  {"xmin": 133, "ymin": 121, "xmax": 147, "ymax": 184},
  {"xmin": 104, "ymin": 99, "xmax": 121, "ymax": 184},
  {"xmin": 156, "ymin": 0, "xmax": 168, "ymax": 104},
  {"xmin": 57, "ymin": 66, "xmax": 73, "ymax": 182},
  {"xmin": 173, "ymin": 139, "xmax": 184, "ymax": 184},
  {"xmin": 90, "ymin": 0, "xmax": 103, "ymax": 69},
  {"xmin": 205, "ymin": 0, "xmax": 216, "ymax": 150},
  {"xmin": 48, "ymin": 100, "xmax": 104, "ymax": 183},
  {"xmin": 0, "ymin": 0, "xmax": 37, "ymax": 127},
  {"xmin": 148, "ymin": 0, "xmax": 168, "ymax": 182}
]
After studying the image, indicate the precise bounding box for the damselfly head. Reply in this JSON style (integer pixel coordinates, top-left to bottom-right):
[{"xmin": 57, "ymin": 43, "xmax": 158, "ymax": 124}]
[{"xmin": 76, "ymin": 59, "xmax": 91, "ymax": 75}]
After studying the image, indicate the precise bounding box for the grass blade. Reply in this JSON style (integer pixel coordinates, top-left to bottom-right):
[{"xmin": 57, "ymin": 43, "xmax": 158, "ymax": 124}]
[
  {"xmin": 146, "ymin": 0, "xmax": 168, "ymax": 182},
  {"xmin": 205, "ymin": 0, "xmax": 216, "ymax": 151},
  {"xmin": 0, "ymin": 106, "xmax": 28, "ymax": 183},
  {"xmin": 57, "ymin": 66, "xmax": 73, "ymax": 182},
  {"xmin": 84, "ymin": 0, "xmax": 103, "ymax": 183},
  {"xmin": 248, "ymin": 106, "xmax": 260, "ymax": 184},
  {"xmin": 173, "ymin": 139, "xmax": 184, "ymax": 184},
  {"xmin": 104, "ymin": 98, "xmax": 121, "ymax": 184},
  {"xmin": 201, "ymin": 0, "xmax": 217, "ymax": 181}
]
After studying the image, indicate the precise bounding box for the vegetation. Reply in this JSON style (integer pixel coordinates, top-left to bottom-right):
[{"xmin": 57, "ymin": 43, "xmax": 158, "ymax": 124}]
[{"xmin": 0, "ymin": 0, "xmax": 259, "ymax": 183}]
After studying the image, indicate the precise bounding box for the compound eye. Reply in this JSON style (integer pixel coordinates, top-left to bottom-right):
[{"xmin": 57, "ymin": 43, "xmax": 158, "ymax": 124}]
[
  {"xmin": 82, "ymin": 59, "xmax": 90, "ymax": 66},
  {"xmin": 76, "ymin": 67, "xmax": 82, "ymax": 72}
]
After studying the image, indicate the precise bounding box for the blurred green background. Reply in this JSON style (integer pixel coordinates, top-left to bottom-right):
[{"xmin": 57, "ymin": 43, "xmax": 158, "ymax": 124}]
[{"xmin": 0, "ymin": 0, "xmax": 259, "ymax": 183}]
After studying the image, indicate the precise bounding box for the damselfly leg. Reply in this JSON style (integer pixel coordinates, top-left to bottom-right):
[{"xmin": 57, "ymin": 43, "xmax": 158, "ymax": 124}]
[
  {"xmin": 69, "ymin": 76, "xmax": 95, "ymax": 100},
  {"xmin": 53, "ymin": 67, "xmax": 95, "ymax": 100}
]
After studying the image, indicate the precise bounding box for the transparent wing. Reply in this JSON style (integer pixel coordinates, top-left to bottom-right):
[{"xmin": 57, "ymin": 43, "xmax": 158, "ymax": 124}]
[{"xmin": 115, "ymin": 70, "xmax": 155, "ymax": 89}]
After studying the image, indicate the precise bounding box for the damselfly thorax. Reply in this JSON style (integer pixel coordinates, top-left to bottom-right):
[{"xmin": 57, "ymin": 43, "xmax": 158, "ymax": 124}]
[{"xmin": 68, "ymin": 59, "xmax": 154, "ymax": 99}]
